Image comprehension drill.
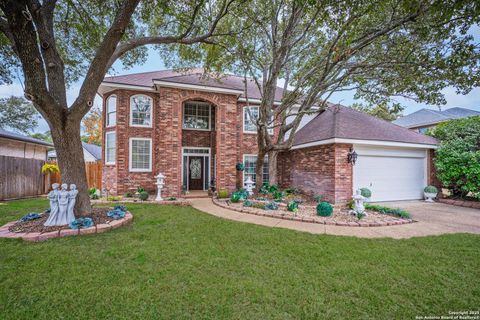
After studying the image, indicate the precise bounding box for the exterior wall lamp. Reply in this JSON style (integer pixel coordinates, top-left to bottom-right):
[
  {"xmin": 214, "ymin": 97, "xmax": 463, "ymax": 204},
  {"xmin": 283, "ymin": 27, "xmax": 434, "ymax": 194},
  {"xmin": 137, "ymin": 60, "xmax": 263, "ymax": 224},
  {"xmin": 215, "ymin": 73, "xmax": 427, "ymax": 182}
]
[{"xmin": 347, "ymin": 149, "xmax": 358, "ymax": 165}]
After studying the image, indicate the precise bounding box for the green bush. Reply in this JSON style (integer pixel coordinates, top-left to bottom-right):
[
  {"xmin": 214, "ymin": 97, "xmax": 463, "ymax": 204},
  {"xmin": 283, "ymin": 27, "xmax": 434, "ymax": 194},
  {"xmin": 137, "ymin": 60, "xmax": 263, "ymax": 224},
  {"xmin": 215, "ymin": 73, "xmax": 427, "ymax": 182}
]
[
  {"xmin": 284, "ymin": 187, "xmax": 299, "ymax": 195},
  {"xmin": 88, "ymin": 187, "xmax": 97, "ymax": 196},
  {"xmin": 424, "ymin": 185, "xmax": 438, "ymax": 193},
  {"xmin": 137, "ymin": 186, "xmax": 145, "ymax": 193},
  {"xmin": 230, "ymin": 192, "xmax": 241, "ymax": 203},
  {"xmin": 236, "ymin": 189, "xmax": 249, "ymax": 200},
  {"xmin": 265, "ymin": 202, "xmax": 279, "ymax": 210},
  {"xmin": 167, "ymin": 197, "xmax": 177, "ymax": 201},
  {"xmin": 360, "ymin": 188, "xmax": 372, "ymax": 198},
  {"xmin": 217, "ymin": 189, "xmax": 229, "ymax": 199},
  {"xmin": 316, "ymin": 202, "xmax": 333, "ymax": 217},
  {"xmin": 252, "ymin": 202, "xmax": 265, "ymax": 210},
  {"xmin": 430, "ymin": 116, "xmax": 480, "ymax": 198},
  {"xmin": 243, "ymin": 200, "xmax": 253, "ymax": 207},
  {"xmin": 287, "ymin": 200, "xmax": 299, "ymax": 212},
  {"xmin": 107, "ymin": 196, "xmax": 121, "ymax": 201},
  {"xmin": 124, "ymin": 192, "xmax": 133, "ymax": 198},
  {"xmin": 259, "ymin": 184, "xmax": 270, "ymax": 194},
  {"xmin": 365, "ymin": 204, "xmax": 411, "ymax": 219},
  {"xmin": 272, "ymin": 191, "xmax": 284, "ymax": 202},
  {"xmin": 139, "ymin": 191, "xmax": 149, "ymax": 201}
]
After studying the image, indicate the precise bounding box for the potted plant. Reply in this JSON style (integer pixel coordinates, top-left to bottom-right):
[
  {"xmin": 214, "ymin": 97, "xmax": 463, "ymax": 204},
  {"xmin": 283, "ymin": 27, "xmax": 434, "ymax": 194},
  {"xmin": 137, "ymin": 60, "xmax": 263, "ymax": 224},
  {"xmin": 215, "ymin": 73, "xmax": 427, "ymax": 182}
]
[
  {"xmin": 424, "ymin": 185, "xmax": 438, "ymax": 202},
  {"xmin": 41, "ymin": 162, "xmax": 60, "ymax": 193}
]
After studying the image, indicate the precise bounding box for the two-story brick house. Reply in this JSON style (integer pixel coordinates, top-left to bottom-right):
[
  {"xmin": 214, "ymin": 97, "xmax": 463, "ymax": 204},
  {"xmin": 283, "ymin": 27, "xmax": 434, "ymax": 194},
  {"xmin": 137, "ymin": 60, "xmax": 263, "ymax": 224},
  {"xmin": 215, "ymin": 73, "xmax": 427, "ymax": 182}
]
[{"xmin": 98, "ymin": 69, "xmax": 439, "ymax": 203}]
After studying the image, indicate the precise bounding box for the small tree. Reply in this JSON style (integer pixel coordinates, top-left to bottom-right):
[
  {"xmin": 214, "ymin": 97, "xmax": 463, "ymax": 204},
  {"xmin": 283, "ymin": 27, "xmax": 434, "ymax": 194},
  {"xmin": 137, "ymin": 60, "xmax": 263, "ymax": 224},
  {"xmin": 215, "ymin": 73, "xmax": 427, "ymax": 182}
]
[
  {"xmin": 81, "ymin": 106, "xmax": 102, "ymax": 146},
  {"xmin": 429, "ymin": 116, "xmax": 480, "ymax": 199}
]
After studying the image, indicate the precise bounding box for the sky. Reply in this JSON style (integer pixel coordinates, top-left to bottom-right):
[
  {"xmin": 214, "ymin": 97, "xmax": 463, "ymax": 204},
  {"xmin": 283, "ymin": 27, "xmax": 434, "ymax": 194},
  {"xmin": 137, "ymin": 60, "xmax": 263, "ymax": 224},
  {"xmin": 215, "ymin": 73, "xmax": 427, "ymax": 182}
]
[{"xmin": 0, "ymin": 41, "xmax": 479, "ymax": 134}]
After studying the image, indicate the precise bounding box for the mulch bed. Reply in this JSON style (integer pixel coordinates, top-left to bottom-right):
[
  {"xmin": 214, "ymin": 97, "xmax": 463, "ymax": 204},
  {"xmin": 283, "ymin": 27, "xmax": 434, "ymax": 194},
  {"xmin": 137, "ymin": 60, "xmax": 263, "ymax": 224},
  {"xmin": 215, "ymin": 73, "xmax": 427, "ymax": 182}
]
[{"xmin": 9, "ymin": 207, "xmax": 112, "ymax": 234}]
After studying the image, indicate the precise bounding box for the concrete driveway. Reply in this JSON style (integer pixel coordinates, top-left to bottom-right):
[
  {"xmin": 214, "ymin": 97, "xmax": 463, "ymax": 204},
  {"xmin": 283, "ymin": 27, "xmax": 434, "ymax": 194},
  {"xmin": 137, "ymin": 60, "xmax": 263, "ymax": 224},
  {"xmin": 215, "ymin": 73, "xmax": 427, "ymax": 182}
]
[{"xmin": 192, "ymin": 199, "xmax": 480, "ymax": 239}]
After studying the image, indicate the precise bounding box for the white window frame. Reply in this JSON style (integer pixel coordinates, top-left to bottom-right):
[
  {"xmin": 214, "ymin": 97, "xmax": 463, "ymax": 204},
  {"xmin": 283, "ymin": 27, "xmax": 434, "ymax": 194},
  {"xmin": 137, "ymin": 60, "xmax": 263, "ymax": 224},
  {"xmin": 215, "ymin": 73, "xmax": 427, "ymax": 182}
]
[
  {"xmin": 106, "ymin": 95, "xmax": 117, "ymax": 127},
  {"xmin": 243, "ymin": 106, "xmax": 273, "ymax": 134},
  {"xmin": 182, "ymin": 101, "xmax": 212, "ymax": 131},
  {"xmin": 129, "ymin": 137, "xmax": 153, "ymax": 172},
  {"xmin": 105, "ymin": 131, "xmax": 116, "ymax": 165},
  {"xmin": 242, "ymin": 154, "xmax": 269, "ymax": 187},
  {"xmin": 129, "ymin": 95, "xmax": 153, "ymax": 128}
]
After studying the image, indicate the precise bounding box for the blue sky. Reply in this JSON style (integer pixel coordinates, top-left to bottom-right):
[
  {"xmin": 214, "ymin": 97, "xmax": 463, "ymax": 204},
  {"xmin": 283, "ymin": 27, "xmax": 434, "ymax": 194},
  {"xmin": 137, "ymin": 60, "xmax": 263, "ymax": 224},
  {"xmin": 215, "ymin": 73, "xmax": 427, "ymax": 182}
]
[{"xmin": 0, "ymin": 43, "xmax": 479, "ymax": 133}]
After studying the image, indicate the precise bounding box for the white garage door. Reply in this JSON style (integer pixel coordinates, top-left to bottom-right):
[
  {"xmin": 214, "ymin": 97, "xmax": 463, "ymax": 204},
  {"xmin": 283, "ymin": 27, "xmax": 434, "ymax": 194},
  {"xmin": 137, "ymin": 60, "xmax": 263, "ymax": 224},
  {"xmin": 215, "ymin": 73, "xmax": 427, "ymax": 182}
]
[{"xmin": 353, "ymin": 145, "xmax": 427, "ymax": 202}]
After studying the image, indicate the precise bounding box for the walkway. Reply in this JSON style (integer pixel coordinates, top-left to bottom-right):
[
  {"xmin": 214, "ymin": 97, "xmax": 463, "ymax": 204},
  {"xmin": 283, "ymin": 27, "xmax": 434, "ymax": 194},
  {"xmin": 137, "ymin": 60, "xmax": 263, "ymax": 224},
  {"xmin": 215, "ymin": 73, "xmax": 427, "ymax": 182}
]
[{"xmin": 191, "ymin": 198, "xmax": 480, "ymax": 239}]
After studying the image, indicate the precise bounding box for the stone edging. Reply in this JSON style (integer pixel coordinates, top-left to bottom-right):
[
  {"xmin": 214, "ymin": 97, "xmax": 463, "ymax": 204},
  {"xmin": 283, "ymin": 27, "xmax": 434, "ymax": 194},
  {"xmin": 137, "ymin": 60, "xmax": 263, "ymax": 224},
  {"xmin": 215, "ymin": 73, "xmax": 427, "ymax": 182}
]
[
  {"xmin": 0, "ymin": 212, "xmax": 134, "ymax": 242},
  {"xmin": 212, "ymin": 198, "xmax": 415, "ymax": 227},
  {"xmin": 438, "ymin": 198, "xmax": 480, "ymax": 209},
  {"xmin": 92, "ymin": 199, "xmax": 191, "ymax": 206}
]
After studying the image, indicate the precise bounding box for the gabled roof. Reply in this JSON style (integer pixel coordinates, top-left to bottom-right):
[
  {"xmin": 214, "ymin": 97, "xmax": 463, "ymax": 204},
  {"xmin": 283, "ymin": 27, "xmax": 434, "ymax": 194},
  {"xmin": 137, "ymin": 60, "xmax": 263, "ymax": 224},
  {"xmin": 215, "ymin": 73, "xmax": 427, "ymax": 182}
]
[
  {"xmin": 293, "ymin": 105, "xmax": 437, "ymax": 148},
  {"xmin": 0, "ymin": 128, "xmax": 53, "ymax": 147},
  {"xmin": 393, "ymin": 107, "xmax": 480, "ymax": 128},
  {"xmin": 81, "ymin": 142, "xmax": 102, "ymax": 160},
  {"xmin": 102, "ymin": 69, "xmax": 286, "ymax": 102}
]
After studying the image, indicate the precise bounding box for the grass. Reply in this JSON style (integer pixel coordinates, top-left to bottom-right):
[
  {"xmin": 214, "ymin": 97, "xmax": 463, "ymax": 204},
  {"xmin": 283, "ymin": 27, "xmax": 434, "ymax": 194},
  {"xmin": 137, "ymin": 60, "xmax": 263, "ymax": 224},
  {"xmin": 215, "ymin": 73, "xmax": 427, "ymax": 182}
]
[
  {"xmin": 0, "ymin": 198, "xmax": 479, "ymax": 319},
  {"xmin": 365, "ymin": 203, "xmax": 412, "ymax": 219}
]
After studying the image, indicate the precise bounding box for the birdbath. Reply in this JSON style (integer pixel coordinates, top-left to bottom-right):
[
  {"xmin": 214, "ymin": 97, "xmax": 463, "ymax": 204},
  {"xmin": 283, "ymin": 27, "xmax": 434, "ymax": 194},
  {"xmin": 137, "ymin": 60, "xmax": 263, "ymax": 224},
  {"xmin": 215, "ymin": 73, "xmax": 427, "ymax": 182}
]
[
  {"xmin": 155, "ymin": 173, "xmax": 166, "ymax": 201},
  {"xmin": 352, "ymin": 189, "xmax": 366, "ymax": 216},
  {"xmin": 245, "ymin": 177, "xmax": 254, "ymax": 196}
]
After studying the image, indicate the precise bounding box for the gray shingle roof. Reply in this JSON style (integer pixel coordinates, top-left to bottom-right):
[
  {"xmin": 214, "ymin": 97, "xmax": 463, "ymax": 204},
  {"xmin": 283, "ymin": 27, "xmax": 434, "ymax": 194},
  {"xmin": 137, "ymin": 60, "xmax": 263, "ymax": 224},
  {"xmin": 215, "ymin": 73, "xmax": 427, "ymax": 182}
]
[
  {"xmin": 81, "ymin": 142, "xmax": 102, "ymax": 160},
  {"xmin": 393, "ymin": 107, "xmax": 480, "ymax": 128},
  {"xmin": 293, "ymin": 105, "xmax": 437, "ymax": 147},
  {"xmin": 0, "ymin": 128, "xmax": 53, "ymax": 147}
]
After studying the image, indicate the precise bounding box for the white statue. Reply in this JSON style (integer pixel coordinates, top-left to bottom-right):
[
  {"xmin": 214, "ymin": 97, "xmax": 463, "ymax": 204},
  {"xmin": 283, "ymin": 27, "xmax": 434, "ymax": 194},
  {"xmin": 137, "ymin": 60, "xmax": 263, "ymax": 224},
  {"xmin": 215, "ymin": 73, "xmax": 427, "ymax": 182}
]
[
  {"xmin": 155, "ymin": 173, "xmax": 165, "ymax": 201},
  {"xmin": 245, "ymin": 176, "xmax": 254, "ymax": 196},
  {"xmin": 44, "ymin": 183, "xmax": 60, "ymax": 226},
  {"xmin": 66, "ymin": 184, "xmax": 78, "ymax": 224},
  {"xmin": 352, "ymin": 189, "xmax": 366, "ymax": 216}
]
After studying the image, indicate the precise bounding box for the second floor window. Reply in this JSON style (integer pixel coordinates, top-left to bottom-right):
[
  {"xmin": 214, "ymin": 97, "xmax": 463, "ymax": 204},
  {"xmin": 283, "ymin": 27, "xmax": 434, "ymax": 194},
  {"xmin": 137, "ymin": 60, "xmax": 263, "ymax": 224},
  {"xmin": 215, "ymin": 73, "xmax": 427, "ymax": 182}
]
[
  {"xmin": 244, "ymin": 106, "xmax": 273, "ymax": 134},
  {"xmin": 106, "ymin": 95, "xmax": 116, "ymax": 127},
  {"xmin": 183, "ymin": 102, "xmax": 211, "ymax": 130},
  {"xmin": 130, "ymin": 95, "xmax": 152, "ymax": 127}
]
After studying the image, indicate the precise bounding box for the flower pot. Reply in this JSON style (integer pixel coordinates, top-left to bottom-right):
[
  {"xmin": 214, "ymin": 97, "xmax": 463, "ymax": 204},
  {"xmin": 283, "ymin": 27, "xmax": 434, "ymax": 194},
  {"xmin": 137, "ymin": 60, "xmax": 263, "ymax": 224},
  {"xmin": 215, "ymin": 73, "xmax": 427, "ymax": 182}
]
[{"xmin": 424, "ymin": 192, "xmax": 437, "ymax": 202}]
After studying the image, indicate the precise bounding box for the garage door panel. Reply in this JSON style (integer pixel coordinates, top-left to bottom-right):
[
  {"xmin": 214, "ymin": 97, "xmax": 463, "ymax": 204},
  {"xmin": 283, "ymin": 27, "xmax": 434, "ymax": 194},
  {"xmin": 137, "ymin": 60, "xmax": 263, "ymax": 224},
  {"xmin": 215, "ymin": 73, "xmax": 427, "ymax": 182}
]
[{"xmin": 353, "ymin": 146, "xmax": 426, "ymax": 202}]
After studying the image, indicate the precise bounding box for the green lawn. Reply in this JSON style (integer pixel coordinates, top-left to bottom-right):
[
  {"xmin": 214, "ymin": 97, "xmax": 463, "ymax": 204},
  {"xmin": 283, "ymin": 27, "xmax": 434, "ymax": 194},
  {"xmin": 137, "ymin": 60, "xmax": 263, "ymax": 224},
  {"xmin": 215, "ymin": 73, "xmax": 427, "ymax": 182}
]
[{"xmin": 0, "ymin": 199, "xmax": 479, "ymax": 319}]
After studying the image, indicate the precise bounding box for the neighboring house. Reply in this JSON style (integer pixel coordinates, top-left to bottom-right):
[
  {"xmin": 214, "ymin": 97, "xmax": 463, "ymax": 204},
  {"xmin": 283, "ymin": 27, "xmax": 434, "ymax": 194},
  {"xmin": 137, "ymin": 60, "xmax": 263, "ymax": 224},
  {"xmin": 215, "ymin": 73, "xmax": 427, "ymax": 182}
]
[
  {"xmin": 393, "ymin": 107, "xmax": 480, "ymax": 133},
  {"xmin": 48, "ymin": 142, "xmax": 102, "ymax": 162},
  {"xmin": 0, "ymin": 128, "xmax": 52, "ymax": 160},
  {"xmin": 98, "ymin": 69, "xmax": 437, "ymax": 203}
]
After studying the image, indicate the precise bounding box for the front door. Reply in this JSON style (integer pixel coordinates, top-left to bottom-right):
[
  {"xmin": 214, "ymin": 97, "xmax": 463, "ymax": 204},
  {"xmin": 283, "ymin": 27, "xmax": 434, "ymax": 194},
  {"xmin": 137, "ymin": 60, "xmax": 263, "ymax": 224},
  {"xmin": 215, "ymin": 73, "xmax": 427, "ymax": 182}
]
[{"xmin": 188, "ymin": 156, "xmax": 204, "ymax": 190}]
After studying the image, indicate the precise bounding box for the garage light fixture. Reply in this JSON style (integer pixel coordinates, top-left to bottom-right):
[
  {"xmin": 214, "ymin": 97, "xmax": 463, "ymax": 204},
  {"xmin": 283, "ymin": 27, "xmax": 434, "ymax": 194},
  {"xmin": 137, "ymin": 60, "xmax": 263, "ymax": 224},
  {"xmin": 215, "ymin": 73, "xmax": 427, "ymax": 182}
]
[{"xmin": 347, "ymin": 149, "xmax": 358, "ymax": 165}]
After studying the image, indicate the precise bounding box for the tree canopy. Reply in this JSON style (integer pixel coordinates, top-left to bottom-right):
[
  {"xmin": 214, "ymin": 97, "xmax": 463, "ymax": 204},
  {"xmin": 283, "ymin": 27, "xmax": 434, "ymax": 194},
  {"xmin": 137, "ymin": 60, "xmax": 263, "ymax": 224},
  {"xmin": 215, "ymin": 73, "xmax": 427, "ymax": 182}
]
[
  {"xmin": 0, "ymin": 95, "xmax": 39, "ymax": 133},
  {"xmin": 351, "ymin": 103, "xmax": 405, "ymax": 121}
]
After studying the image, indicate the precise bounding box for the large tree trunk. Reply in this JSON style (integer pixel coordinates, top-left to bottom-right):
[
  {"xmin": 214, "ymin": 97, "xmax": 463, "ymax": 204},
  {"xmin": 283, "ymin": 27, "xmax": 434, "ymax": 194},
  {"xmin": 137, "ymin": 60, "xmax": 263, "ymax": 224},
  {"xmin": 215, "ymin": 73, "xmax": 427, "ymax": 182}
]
[
  {"xmin": 267, "ymin": 150, "xmax": 278, "ymax": 185},
  {"xmin": 50, "ymin": 118, "xmax": 91, "ymax": 216},
  {"xmin": 255, "ymin": 150, "xmax": 266, "ymax": 191}
]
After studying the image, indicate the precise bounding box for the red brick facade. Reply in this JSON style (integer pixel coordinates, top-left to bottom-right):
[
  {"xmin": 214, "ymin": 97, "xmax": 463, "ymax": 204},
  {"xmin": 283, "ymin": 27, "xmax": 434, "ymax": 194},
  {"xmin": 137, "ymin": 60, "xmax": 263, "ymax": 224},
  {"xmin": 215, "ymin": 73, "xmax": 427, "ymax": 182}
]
[{"xmin": 278, "ymin": 143, "xmax": 353, "ymax": 203}]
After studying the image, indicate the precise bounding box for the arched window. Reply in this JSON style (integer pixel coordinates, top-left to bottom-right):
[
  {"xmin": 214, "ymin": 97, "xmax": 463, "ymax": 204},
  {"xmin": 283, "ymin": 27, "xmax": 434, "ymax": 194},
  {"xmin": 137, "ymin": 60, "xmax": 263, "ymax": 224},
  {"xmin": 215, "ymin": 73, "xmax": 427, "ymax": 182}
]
[
  {"xmin": 106, "ymin": 95, "xmax": 117, "ymax": 127},
  {"xmin": 130, "ymin": 95, "xmax": 152, "ymax": 127}
]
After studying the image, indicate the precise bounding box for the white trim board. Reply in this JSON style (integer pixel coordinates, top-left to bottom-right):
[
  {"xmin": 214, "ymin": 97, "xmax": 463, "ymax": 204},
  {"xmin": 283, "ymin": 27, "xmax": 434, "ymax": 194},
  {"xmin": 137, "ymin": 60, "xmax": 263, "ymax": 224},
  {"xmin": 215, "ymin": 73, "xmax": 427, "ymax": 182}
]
[
  {"xmin": 291, "ymin": 138, "xmax": 437, "ymax": 150},
  {"xmin": 153, "ymin": 80, "xmax": 243, "ymax": 95}
]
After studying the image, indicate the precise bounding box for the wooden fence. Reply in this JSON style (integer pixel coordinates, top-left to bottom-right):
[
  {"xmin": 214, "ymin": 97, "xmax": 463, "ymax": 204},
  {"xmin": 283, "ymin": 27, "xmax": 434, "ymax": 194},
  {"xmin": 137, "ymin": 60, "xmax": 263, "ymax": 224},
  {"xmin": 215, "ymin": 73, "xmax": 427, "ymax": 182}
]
[
  {"xmin": 50, "ymin": 161, "xmax": 102, "ymax": 190},
  {"xmin": 0, "ymin": 155, "xmax": 45, "ymax": 200}
]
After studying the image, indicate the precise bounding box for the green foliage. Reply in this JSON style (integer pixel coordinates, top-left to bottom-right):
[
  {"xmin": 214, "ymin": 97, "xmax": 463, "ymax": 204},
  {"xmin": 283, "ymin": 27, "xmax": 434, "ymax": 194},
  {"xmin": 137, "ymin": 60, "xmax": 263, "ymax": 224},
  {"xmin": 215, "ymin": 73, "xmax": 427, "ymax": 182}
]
[
  {"xmin": 259, "ymin": 184, "xmax": 270, "ymax": 195},
  {"xmin": 0, "ymin": 96, "xmax": 39, "ymax": 134},
  {"xmin": 88, "ymin": 188, "xmax": 97, "ymax": 196},
  {"xmin": 235, "ymin": 162, "xmax": 245, "ymax": 171},
  {"xmin": 316, "ymin": 202, "xmax": 333, "ymax": 217},
  {"xmin": 430, "ymin": 117, "xmax": 480, "ymax": 198},
  {"xmin": 346, "ymin": 200, "xmax": 355, "ymax": 210},
  {"xmin": 113, "ymin": 205, "xmax": 127, "ymax": 212},
  {"xmin": 235, "ymin": 189, "xmax": 249, "ymax": 200},
  {"xmin": 243, "ymin": 200, "xmax": 253, "ymax": 207},
  {"xmin": 41, "ymin": 163, "xmax": 59, "ymax": 174},
  {"xmin": 139, "ymin": 192, "xmax": 149, "ymax": 201},
  {"xmin": 365, "ymin": 204, "xmax": 411, "ymax": 219},
  {"xmin": 284, "ymin": 187, "xmax": 299, "ymax": 195},
  {"xmin": 272, "ymin": 191, "xmax": 284, "ymax": 202},
  {"xmin": 124, "ymin": 192, "xmax": 133, "ymax": 198},
  {"xmin": 30, "ymin": 131, "xmax": 52, "ymax": 143},
  {"xmin": 107, "ymin": 196, "xmax": 121, "ymax": 202},
  {"xmin": 424, "ymin": 185, "xmax": 438, "ymax": 193},
  {"xmin": 167, "ymin": 197, "xmax": 177, "ymax": 201},
  {"xmin": 313, "ymin": 195, "xmax": 323, "ymax": 203},
  {"xmin": 265, "ymin": 202, "xmax": 279, "ymax": 210},
  {"xmin": 217, "ymin": 189, "xmax": 229, "ymax": 199},
  {"xmin": 137, "ymin": 187, "xmax": 146, "ymax": 193},
  {"xmin": 230, "ymin": 193, "xmax": 241, "ymax": 203},
  {"xmin": 351, "ymin": 102, "xmax": 404, "ymax": 121},
  {"xmin": 287, "ymin": 201, "xmax": 299, "ymax": 212},
  {"xmin": 69, "ymin": 217, "xmax": 94, "ymax": 229},
  {"xmin": 90, "ymin": 194, "xmax": 99, "ymax": 200},
  {"xmin": 360, "ymin": 188, "xmax": 372, "ymax": 198},
  {"xmin": 252, "ymin": 202, "xmax": 266, "ymax": 210}
]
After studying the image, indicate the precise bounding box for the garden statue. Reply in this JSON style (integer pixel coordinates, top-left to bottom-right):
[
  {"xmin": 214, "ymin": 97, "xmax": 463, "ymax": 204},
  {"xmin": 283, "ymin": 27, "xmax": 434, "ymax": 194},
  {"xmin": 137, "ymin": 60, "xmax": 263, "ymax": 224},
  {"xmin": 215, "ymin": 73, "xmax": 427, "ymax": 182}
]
[
  {"xmin": 245, "ymin": 176, "xmax": 254, "ymax": 196},
  {"xmin": 44, "ymin": 183, "xmax": 78, "ymax": 226},
  {"xmin": 155, "ymin": 173, "xmax": 165, "ymax": 201},
  {"xmin": 66, "ymin": 184, "xmax": 78, "ymax": 223},
  {"xmin": 352, "ymin": 189, "xmax": 366, "ymax": 216}
]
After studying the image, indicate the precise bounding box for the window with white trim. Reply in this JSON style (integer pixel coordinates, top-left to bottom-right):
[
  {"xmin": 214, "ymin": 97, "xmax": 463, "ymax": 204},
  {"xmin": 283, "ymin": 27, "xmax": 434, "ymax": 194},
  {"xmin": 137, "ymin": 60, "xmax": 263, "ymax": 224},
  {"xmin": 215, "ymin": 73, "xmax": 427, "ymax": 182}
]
[
  {"xmin": 105, "ymin": 131, "xmax": 116, "ymax": 164},
  {"xmin": 183, "ymin": 102, "xmax": 211, "ymax": 130},
  {"xmin": 243, "ymin": 155, "xmax": 269, "ymax": 186},
  {"xmin": 129, "ymin": 138, "xmax": 152, "ymax": 172},
  {"xmin": 106, "ymin": 95, "xmax": 116, "ymax": 127},
  {"xmin": 130, "ymin": 95, "xmax": 152, "ymax": 127},
  {"xmin": 243, "ymin": 106, "xmax": 273, "ymax": 134}
]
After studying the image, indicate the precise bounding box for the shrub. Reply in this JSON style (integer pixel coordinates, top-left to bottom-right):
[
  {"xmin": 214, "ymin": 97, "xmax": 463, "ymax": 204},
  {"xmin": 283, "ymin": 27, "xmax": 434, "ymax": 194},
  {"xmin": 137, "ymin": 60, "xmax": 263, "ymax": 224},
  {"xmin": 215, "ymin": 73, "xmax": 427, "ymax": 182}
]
[
  {"xmin": 69, "ymin": 217, "xmax": 94, "ymax": 229},
  {"xmin": 316, "ymin": 202, "xmax": 333, "ymax": 217},
  {"xmin": 88, "ymin": 187, "xmax": 97, "ymax": 196},
  {"xmin": 107, "ymin": 209, "xmax": 126, "ymax": 220},
  {"xmin": 236, "ymin": 189, "xmax": 249, "ymax": 200},
  {"xmin": 137, "ymin": 186, "xmax": 145, "ymax": 193},
  {"xmin": 124, "ymin": 192, "xmax": 133, "ymax": 198},
  {"xmin": 217, "ymin": 189, "xmax": 229, "ymax": 199},
  {"xmin": 265, "ymin": 202, "xmax": 279, "ymax": 210},
  {"xmin": 259, "ymin": 184, "xmax": 270, "ymax": 194},
  {"xmin": 430, "ymin": 116, "xmax": 480, "ymax": 198},
  {"xmin": 268, "ymin": 184, "xmax": 279, "ymax": 193},
  {"xmin": 252, "ymin": 202, "xmax": 266, "ymax": 210},
  {"xmin": 243, "ymin": 199, "xmax": 253, "ymax": 207},
  {"xmin": 313, "ymin": 194, "xmax": 323, "ymax": 203},
  {"xmin": 167, "ymin": 197, "xmax": 177, "ymax": 201},
  {"xmin": 365, "ymin": 204, "xmax": 411, "ymax": 219},
  {"xmin": 346, "ymin": 200, "xmax": 354, "ymax": 210},
  {"xmin": 284, "ymin": 187, "xmax": 299, "ymax": 195},
  {"xmin": 113, "ymin": 204, "xmax": 127, "ymax": 212},
  {"xmin": 272, "ymin": 191, "xmax": 284, "ymax": 202},
  {"xmin": 287, "ymin": 201, "xmax": 299, "ymax": 212},
  {"xmin": 360, "ymin": 188, "xmax": 372, "ymax": 198},
  {"xmin": 139, "ymin": 191, "xmax": 149, "ymax": 201},
  {"xmin": 107, "ymin": 196, "xmax": 121, "ymax": 201},
  {"xmin": 424, "ymin": 185, "xmax": 438, "ymax": 193},
  {"xmin": 21, "ymin": 212, "xmax": 41, "ymax": 222},
  {"xmin": 41, "ymin": 163, "xmax": 59, "ymax": 174},
  {"xmin": 230, "ymin": 192, "xmax": 241, "ymax": 203}
]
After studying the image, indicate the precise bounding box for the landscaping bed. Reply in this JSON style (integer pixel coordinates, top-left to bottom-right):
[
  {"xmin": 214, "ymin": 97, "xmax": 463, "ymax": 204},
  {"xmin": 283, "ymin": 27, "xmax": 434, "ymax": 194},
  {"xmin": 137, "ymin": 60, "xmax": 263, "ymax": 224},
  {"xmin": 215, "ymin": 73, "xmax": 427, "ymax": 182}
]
[{"xmin": 213, "ymin": 198, "xmax": 415, "ymax": 227}]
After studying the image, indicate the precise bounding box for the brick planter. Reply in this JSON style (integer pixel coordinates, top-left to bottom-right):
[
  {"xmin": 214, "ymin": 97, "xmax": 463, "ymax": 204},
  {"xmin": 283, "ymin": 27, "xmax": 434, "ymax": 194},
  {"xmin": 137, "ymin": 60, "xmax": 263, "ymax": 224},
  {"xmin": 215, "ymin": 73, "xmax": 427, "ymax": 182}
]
[
  {"xmin": 438, "ymin": 198, "xmax": 480, "ymax": 209},
  {"xmin": 0, "ymin": 211, "xmax": 134, "ymax": 242}
]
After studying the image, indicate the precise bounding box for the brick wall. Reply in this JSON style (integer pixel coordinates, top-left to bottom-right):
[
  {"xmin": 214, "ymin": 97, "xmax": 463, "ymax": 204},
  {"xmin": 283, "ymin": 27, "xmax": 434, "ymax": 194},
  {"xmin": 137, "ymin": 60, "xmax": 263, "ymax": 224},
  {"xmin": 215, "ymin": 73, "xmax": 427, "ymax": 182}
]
[{"xmin": 278, "ymin": 143, "xmax": 353, "ymax": 204}]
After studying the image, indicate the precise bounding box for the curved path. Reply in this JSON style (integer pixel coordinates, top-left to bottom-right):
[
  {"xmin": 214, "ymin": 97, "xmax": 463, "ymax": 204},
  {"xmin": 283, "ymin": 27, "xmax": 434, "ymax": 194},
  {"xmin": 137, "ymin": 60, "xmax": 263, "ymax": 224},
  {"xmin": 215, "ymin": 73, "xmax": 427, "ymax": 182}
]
[{"xmin": 191, "ymin": 198, "xmax": 480, "ymax": 239}]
